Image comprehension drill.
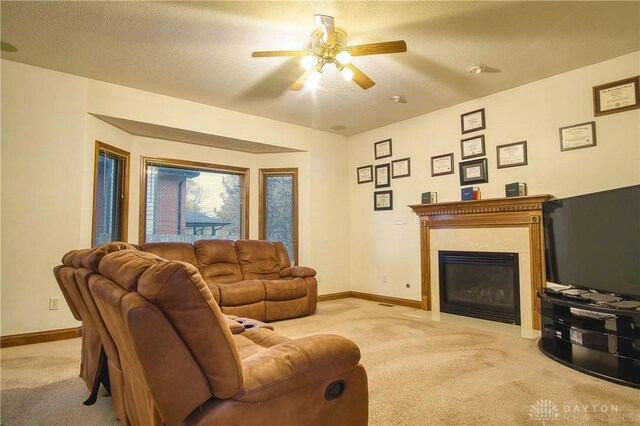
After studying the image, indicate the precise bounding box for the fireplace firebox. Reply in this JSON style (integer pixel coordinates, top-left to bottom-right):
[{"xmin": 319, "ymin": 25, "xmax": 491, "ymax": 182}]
[{"xmin": 439, "ymin": 251, "xmax": 520, "ymax": 325}]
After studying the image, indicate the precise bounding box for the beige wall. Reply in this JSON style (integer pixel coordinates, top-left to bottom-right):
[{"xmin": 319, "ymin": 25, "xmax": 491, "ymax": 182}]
[
  {"xmin": 2, "ymin": 62, "xmax": 89, "ymax": 333},
  {"xmin": 1, "ymin": 60, "xmax": 349, "ymax": 336},
  {"xmin": 347, "ymin": 52, "xmax": 640, "ymax": 302},
  {"xmin": 2, "ymin": 51, "xmax": 638, "ymax": 336}
]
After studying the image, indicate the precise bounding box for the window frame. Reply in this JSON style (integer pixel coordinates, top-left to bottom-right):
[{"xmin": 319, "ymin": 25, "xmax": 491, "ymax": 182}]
[
  {"xmin": 92, "ymin": 141, "xmax": 130, "ymax": 247},
  {"xmin": 258, "ymin": 168, "xmax": 299, "ymax": 265},
  {"xmin": 139, "ymin": 157, "xmax": 249, "ymax": 244}
]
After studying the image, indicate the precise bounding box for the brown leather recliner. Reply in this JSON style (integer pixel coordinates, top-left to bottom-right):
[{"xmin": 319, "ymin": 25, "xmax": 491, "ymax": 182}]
[
  {"xmin": 53, "ymin": 248, "xmax": 100, "ymax": 397},
  {"xmin": 53, "ymin": 242, "xmax": 136, "ymax": 422},
  {"xmin": 54, "ymin": 239, "xmax": 323, "ymax": 421},
  {"xmin": 89, "ymin": 249, "xmax": 368, "ymax": 426}
]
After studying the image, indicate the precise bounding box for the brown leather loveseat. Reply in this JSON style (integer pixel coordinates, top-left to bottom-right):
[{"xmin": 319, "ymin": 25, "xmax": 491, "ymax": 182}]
[
  {"xmin": 139, "ymin": 239, "xmax": 317, "ymax": 321},
  {"xmin": 54, "ymin": 244, "xmax": 368, "ymax": 425}
]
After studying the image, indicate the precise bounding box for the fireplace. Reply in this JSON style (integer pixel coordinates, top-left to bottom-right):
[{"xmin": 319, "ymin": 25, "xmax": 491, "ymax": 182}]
[{"xmin": 439, "ymin": 251, "xmax": 521, "ymax": 325}]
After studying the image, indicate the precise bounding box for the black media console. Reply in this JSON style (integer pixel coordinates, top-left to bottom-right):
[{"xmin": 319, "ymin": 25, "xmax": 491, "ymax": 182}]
[{"xmin": 537, "ymin": 288, "xmax": 640, "ymax": 388}]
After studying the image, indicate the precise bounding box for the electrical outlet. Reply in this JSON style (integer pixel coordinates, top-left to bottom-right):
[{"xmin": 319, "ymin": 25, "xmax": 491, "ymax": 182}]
[
  {"xmin": 316, "ymin": 275, "xmax": 322, "ymax": 283},
  {"xmin": 49, "ymin": 297, "xmax": 59, "ymax": 310},
  {"xmin": 382, "ymin": 274, "xmax": 388, "ymax": 284}
]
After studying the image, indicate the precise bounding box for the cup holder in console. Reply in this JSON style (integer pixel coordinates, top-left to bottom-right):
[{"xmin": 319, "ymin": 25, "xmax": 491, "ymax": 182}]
[
  {"xmin": 233, "ymin": 317, "xmax": 273, "ymax": 331},
  {"xmin": 234, "ymin": 319, "xmax": 256, "ymax": 329}
]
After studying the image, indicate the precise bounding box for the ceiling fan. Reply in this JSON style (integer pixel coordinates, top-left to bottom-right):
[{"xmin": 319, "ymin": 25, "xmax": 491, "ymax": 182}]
[{"xmin": 251, "ymin": 14, "xmax": 407, "ymax": 91}]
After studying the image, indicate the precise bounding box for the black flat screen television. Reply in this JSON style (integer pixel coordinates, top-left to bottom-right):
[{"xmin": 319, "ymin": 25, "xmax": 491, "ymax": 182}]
[{"xmin": 543, "ymin": 185, "xmax": 640, "ymax": 300}]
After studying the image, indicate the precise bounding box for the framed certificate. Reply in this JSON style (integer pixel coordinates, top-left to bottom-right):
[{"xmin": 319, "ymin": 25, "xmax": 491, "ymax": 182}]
[
  {"xmin": 357, "ymin": 165, "xmax": 373, "ymax": 184},
  {"xmin": 559, "ymin": 122, "xmax": 596, "ymax": 152},
  {"xmin": 497, "ymin": 141, "xmax": 527, "ymax": 168},
  {"xmin": 461, "ymin": 108, "xmax": 486, "ymax": 134},
  {"xmin": 459, "ymin": 158, "xmax": 488, "ymax": 185},
  {"xmin": 375, "ymin": 163, "xmax": 391, "ymax": 188},
  {"xmin": 431, "ymin": 153, "xmax": 454, "ymax": 177},
  {"xmin": 460, "ymin": 135, "xmax": 485, "ymax": 159},
  {"xmin": 593, "ymin": 76, "xmax": 640, "ymax": 116},
  {"xmin": 374, "ymin": 139, "xmax": 392, "ymax": 159},
  {"xmin": 391, "ymin": 158, "xmax": 411, "ymax": 178},
  {"xmin": 374, "ymin": 190, "xmax": 393, "ymax": 211}
]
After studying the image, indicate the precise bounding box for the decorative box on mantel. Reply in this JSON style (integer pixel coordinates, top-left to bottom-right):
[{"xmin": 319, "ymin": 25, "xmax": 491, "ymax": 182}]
[{"xmin": 409, "ymin": 195, "xmax": 554, "ymax": 334}]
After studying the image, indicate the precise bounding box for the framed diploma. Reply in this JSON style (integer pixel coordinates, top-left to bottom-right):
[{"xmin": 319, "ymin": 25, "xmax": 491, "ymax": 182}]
[
  {"xmin": 431, "ymin": 153, "xmax": 454, "ymax": 177},
  {"xmin": 375, "ymin": 163, "xmax": 391, "ymax": 188},
  {"xmin": 374, "ymin": 139, "xmax": 392, "ymax": 159},
  {"xmin": 459, "ymin": 158, "xmax": 488, "ymax": 185},
  {"xmin": 357, "ymin": 165, "xmax": 373, "ymax": 184},
  {"xmin": 391, "ymin": 158, "xmax": 411, "ymax": 178},
  {"xmin": 461, "ymin": 108, "xmax": 486, "ymax": 134},
  {"xmin": 559, "ymin": 122, "xmax": 596, "ymax": 152},
  {"xmin": 460, "ymin": 135, "xmax": 485, "ymax": 159},
  {"xmin": 593, "ymin": 76, "xmax": 640, "ymax": 116},
  {"xmin": 374, "ymin": 190, "xmax": 393, "ymax": 211},
  {"xmin": 497, "ymin": 141, "xmax": 528, "ymax": 168}
]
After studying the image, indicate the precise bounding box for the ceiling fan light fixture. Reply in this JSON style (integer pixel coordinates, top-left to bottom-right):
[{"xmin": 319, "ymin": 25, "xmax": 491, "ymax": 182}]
[
  {"xmin": 306, "ymin": 69, "xmax": 323, "ymax": 88},
  {"xmin": 335, "ymin": 50, "xmax": 351, "ymax": 65},
  {"xmin": 339, "ymin": 66, "xmax": 355, "ymax": 82},
  {"xmin": 302, "ymin": 54, "xmax": 318, "ymax": 69},
  {"xmin": 251, "ymin": 14, "xmax": 407, "ymax": 91}
]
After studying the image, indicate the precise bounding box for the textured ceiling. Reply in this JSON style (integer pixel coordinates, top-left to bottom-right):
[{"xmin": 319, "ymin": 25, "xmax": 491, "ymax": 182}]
[{"xmin": 2, "ymin": 1, "xmax": 639, "ymax": 137}]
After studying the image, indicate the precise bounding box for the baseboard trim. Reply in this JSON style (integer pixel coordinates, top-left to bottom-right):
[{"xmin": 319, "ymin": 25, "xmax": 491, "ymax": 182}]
[
  {"xmin": 1, "ymin": 293, "xmax": 420, "ymax": 347},
  {"xmin": 350, "ymin": 291, "xmax": 423, "ymax": 309},
  {"xmin": 318, "ymin": 291, "xmax": 422, "ymax": 309},
  {"xmin": 1, "ymin": 326, "xmax": 82, "ymax": 348},
  {"xmin": 317, "ymin": 291, "xmax": 352, "ymax": 302}
]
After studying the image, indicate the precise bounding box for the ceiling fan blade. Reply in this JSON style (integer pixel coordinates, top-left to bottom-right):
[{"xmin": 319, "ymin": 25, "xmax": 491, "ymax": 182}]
[
  {"xmin": 346, "ymin": 63, "xmax": 375, "ymax": 90},
  {"xmin": 315, "ymin": 14, "xmax": 335, "ymax": 45},
  {"xmin": 252, "ymin": 50, "xmax": 308, "ymax": 58},
  {"xmin": 347, "ymin": 40, "xmax": 407, "ymax": 56},
  {"xmin": 289, "ymin": 64, "xmax": 320, "ymax": 91}
]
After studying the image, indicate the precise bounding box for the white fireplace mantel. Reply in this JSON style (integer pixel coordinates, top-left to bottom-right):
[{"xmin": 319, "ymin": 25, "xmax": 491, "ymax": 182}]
[{"xmin": 409, "ymin": 195, "xmax": 554, "ymax": 334}]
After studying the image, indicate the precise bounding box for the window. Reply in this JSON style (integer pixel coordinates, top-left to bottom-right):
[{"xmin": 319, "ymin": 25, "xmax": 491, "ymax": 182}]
[
  {"xmin": 259, "ymin": 168, "xmax": 298, "ymax": 264},
  {"xmin": 140, "ymin": 157, "xmax": 248, "ymax": 243},
  {"xmin": 92, "ymin": 141, "xmax": 130, "ymax": 246}
]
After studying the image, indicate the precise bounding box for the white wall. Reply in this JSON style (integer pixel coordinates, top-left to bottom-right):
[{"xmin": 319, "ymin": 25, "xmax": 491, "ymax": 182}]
[
  {"xmin": 347, "ymin": 52, "xmax": 640, "ymax": 302},
  {"xmin": 1, "ymin": 60, "xmax": 349, "ymax": 336}
]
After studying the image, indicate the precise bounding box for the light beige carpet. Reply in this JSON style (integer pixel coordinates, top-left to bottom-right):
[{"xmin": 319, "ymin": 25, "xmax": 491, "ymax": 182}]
[{"xmin": 2, "ymin": 298, "xmax": 639, "ymax": 425}]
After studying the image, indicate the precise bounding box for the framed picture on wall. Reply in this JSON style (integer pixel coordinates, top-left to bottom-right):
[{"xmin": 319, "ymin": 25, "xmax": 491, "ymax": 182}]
[
  {"xmin": 593, "ymin": 76, "xmax": 640, "ymax": 116},
  {"xmin": 374, "ymin": 190, "xmax": 393, "ymax": 211},
  {"xmin": 391, "ymin": 158, "xmax": 411, "ymax": 178},
  {"xmin": 357, "ymin": 165, "xmax": 373, "ymax": 184},
  {"xmin": 431, "ymin": 153, "xmax": 454, "ymax": 177},
  {"xmin": 461, "ymin": 108, "xmax": 486, "ymax": 134},
  {"xmin": 375, "ymin": 163, "xmax": 391, "ymax": 188},
  {"xmin": 497, "ymin": 141, "xmax": 528, "ymax": 168},
  {"xmin": 374, "ymin": 139, "xmax": 393, "ymax": 159},
  {"xmin": 459, "ymin": 158, "xmax": 488, "ymax": 185},
  {"xmin": 559, "ymin": 122, "xmax": 597, "ymax": 151},
  {"xmin": 460, "ymin": 135, "xmax": 485, "ymax": 159}
]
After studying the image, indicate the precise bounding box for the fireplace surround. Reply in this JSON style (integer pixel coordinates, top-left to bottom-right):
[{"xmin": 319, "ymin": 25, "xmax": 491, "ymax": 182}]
[{"xmin": 410, "ymin": 195, "xmax": 553, "ymax": 337}]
